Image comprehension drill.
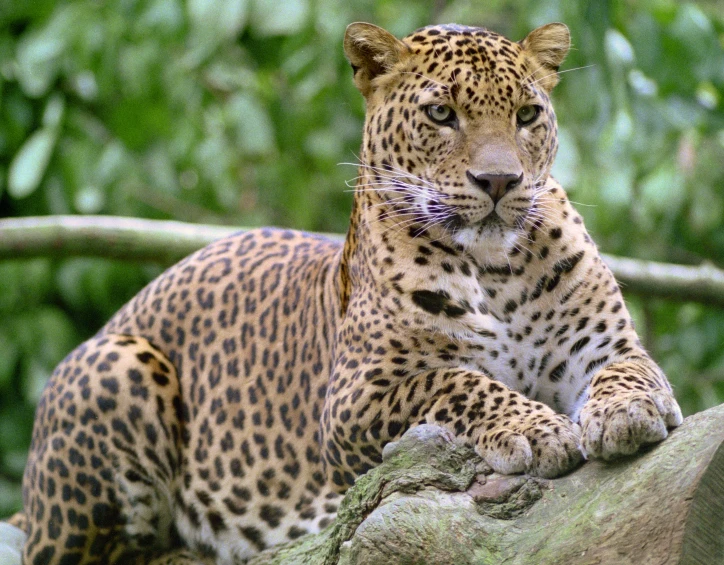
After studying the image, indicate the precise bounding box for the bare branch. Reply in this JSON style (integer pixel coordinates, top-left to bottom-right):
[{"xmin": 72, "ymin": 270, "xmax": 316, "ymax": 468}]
[
  {"xmin": 601, "ymin": 253, "xmax": 724, "ymax": 308},
  {"xmin": 1, "ymin": 215, "xmax": 723, "ymax": 307}
]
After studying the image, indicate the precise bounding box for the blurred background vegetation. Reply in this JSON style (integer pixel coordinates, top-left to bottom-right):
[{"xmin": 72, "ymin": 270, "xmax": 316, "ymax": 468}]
[{"xmin": 0, "ymin": 0, "xmax": 722, "ymax": 515}]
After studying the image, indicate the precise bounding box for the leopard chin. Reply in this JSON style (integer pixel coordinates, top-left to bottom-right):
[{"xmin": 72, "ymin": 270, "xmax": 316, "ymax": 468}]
[{"xmin": 451, "ymin": 219, "xmax": 524, "ymax": 261}]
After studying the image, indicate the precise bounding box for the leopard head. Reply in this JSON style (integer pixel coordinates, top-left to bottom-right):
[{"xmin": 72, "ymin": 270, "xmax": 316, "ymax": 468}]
[{"xmin": 344, "ymin": 22, "xmax": 570, "ymax": 260}]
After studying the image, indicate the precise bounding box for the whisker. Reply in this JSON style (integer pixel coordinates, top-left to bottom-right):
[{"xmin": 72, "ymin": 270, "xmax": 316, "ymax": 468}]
[
  {"xmin": 527, "ymin": 65, "xmax": 595, "ymax": 89},
  {"xmin": 339, "ymin": 160, "xmax": 433, "ymax": 183},
  {"xmin": 534, "ymin": 198, "xmax": 597, "ymax": 209},
  {"xmin": 515, "ymin": 64, "xmax": 595, "ymax": 97}
]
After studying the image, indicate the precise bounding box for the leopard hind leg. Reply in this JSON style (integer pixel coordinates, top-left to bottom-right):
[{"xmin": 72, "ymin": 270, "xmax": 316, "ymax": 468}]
[
  {"xmin": 6, "ymin": 511, "xmax": 28, "ymax": 532},
  {"xmin": 21, "ymin": 334, "xmax": 198, "ymax": 564}
]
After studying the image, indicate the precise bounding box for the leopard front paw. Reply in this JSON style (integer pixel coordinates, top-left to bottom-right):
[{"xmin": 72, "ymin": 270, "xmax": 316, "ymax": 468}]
[
  {"xmin": 477, "ymin": 413, "xmax": 583, "ymax": 478},
  {"xmin": 580, "ymin": 390, "xmax": 683, "ymax": 460}
]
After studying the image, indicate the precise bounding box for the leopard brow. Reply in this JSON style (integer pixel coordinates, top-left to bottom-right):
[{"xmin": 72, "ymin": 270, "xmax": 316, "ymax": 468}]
[
  {"xmin": 399, "ymin": 71, "xmax": 449, "ymax": 90},
  {"xmin": 417, "ymin": 85, "xmax": 454, "ymax": 106}
]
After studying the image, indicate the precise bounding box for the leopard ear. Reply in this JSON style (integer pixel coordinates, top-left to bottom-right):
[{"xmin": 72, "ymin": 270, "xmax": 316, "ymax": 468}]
[
  {"xmin": 520, "ymin": 23, "xmax": 570, "ymax": 91},
  {"xmin": 344, "ymin": 22, "xmax": 409, "ymax": 97}
]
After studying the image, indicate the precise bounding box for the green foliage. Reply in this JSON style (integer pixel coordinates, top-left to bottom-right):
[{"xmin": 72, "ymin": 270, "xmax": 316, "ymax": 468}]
[{"xmin": 0, "ymin": 0, "xmax": 723, "ymax": 516}]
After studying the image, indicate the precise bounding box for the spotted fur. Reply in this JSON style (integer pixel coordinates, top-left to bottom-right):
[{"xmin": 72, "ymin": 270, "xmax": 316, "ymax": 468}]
[{"xmin": 13, "ymin": 22, "xmax": 682, "ymax": 564}]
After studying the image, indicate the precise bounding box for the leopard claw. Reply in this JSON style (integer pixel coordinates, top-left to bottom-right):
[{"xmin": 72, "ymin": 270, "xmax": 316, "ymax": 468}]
[{"xmin": 580, "ymin": 391, "xmax": 682, "ymax": 460}]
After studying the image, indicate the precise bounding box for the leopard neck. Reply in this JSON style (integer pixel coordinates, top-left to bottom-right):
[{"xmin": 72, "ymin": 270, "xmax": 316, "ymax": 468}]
[{"xmin": 338, "ymin": 172, "xmax": 585, "ymax": 316}]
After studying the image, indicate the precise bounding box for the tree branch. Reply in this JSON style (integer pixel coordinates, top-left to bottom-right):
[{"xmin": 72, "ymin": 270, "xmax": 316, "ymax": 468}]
[
  {"xmin": 1, "ymin": 215, "xmax": 723, "ymax": 307},
  {"xmin": 4, "ymin": 405, "xmax": 720, "ymax": 564},
  {"xmin": 249, "ymin": 405, "xmax": 724, "ymax": 565},
  {"xmin": 601, "ymin": 254, "xmax": 724, "ymax": 309},
  {"xmin": 0, "ymin": 215, "xmax": 239, "ymax": 266}
]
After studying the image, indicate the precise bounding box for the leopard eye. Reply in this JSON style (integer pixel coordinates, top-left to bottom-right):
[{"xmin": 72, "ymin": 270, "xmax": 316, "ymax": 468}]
[
  {"xmin": 516, "ymin": 105, "xmax": 540, "ymax": 126},
  {"xmin": 425, "ymin": 104, "xmax": 456, "ymax": 125}
]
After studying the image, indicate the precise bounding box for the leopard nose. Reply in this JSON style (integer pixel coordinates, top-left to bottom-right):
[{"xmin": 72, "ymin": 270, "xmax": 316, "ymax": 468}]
[{"xmin": 466, "ymin": 171, "xmax": 523, "ymax": 204}]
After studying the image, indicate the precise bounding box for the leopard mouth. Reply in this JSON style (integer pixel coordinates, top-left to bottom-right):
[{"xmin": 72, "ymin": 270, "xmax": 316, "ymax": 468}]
[
  {"xmin": 445, "ymin": 211, "xmax": 506, "ymax": 232},
  {"xmin": 445, "ymin": 213, "xmax": 467, "ymax": 230},
  {"xmin": 476, "ymin": 214, "xmax": 505, "ymax": 229}
]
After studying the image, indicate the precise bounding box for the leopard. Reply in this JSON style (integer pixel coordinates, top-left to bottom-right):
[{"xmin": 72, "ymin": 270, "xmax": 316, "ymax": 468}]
[{"xmin": 8, "ymin": 20, "xmax": 683, "ymax": 565}]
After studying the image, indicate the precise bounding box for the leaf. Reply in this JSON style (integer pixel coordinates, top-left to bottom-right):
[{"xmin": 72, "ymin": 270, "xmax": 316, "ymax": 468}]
[
  {"xmin": 628, "ymin": 69, "xmax": 658, "ymax": 97},
  {"xmin": 187, "ymin": 0, "xmax": 248, "ymax": 60},
  {"xmin": 41, "ymin": 93, "xmax": 65, "ymax": 129},
  {"xmin": 144, "ymin": 146, "xmax": 178, "ymax": 194},
  {"xmin": 32, "ymin": 307, "xmax": 79, "ymax": 366},
  {"xmin": 604, "ymin": 29, "xmax": 635, "ymax": 67},
  {"xmin": 0, "ymin": 329, "xmax": 19, "ymax": 388},
  {"xmin": 640, "ymin": 164, "xmax": 684, "ymax": 215},
  {"xmin": 7, "ymin": 128, "xmax": 57, "ymax": 198},
  {"xmin": 12, "ymin": 307, "xmax": 79, "ymax": 401},
  {"xmin": 73, "ymin": 185, "xmax": 105, "ymax": 214},
  {"xmin": 695, "ymin": 82, "xmax": 719, "ymax": 110},
  {"xmin": 600, "ymin": 166, "xmax": 634, "ymax": 206},
  {"xmin": 14, "ymin": 33, "xmax": 65, "ymax": 97},
  {"xmin": 217, "ymin": 0, "xmax": 248, "ymax": 38},
  {"xmin": 96, "ymin": 141, "xmax": 128, "ymax": 186},
  {"xmin": 139, "ymin": 0, "xmax": 185, "ymax": 35},
  {"xmin": 0, "ymin": 260, "xmax": 52, "ymax": 312},
  {"xmin": 226, "ymin": 93, "xmax": 276, "ymax": 156},
  {"xmin": 22, "ymin": 358, "xmax": 51, "ymax": 405},
  {"xmin": 549, "ymin": 127, "xmax": 579, "ymax": 188},
  {"xmin": 251, "ymin": 0, "xmax": 309, "ymax": 36}
]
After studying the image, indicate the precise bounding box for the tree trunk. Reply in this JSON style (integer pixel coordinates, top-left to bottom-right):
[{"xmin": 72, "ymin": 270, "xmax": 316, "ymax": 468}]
[{"xmin": 246, "ymin": 403, "xmax": 724, "ymax": 565}]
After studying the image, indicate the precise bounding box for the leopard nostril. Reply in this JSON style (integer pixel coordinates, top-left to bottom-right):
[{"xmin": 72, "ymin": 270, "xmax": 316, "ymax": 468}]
[
  {"xmin": 466, "ymin": 171, "xmax": 524, "ymax": 204},
  {"xmin": 466, "ymin": 171, "xmax": 491, "ymax": 192},
  {"xmin": 506, "ymin": 173, "xmax": 523, "ymax": 191}
]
